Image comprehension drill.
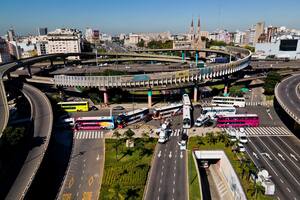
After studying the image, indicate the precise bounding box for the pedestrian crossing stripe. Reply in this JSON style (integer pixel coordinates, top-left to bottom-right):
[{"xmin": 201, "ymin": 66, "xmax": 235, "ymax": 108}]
[
  {"xmin": 170, "ymin": 129, "xmax": 181, "ymax": 137},
  {"xmin": 74, "ymin": 131, "xmax": 104, "ymax": 139},
  {"xmin": 222, "ymin": 127, "xmax": 292, "ymax": 136},
  {"xmin": 245, "ymin": 102, "xmax": 272, "ymax": 106}
]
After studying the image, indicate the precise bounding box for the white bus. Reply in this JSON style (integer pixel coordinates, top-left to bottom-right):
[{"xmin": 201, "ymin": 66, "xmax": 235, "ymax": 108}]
[
  {"xmin": 116, "ymin": 108, "xmax": 150, "ymax": 128},
  {"xmin": 182, "ymin": 94, "xmax": 192, "ymax": 106},
  {"xmin": 152, "ymin": 103, "xmax": 183, "ymax": 120},
  {"xmin": 211, "ymin": 96, "xmax": 246, "ymax": 107},
  {"xmin": 182, "ymin": 106, "xmax": 192, "ymax": 129},
  {"xmin": 201, "ymin": 106, "xmax": 236, "ymax": 118}
]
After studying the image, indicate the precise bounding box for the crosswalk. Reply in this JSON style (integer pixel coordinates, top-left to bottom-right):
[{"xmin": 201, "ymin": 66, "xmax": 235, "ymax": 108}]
[
  {"xmin": 74, "ymin": 131, "xmax": 104, "ymax": 140},
  {"xmin": 245, "ymin": 102, "xmax": 272, "ymax": 106},
  {"xmin": 244, "ymin": 127, "xmax": 292, "ymax": 136},
  {"xmin": 170, "ymin": 129, "xmax": 181, "ymax": 137},
  {"xmin": 222, "ymin": 126, "xmax": 292, "ymax": 137}
]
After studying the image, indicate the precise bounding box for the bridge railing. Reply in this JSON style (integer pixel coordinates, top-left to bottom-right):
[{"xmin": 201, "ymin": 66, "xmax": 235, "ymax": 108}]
[{"xmin": 54, "ymin": 47, "xmax": 251, "ymax": 88}]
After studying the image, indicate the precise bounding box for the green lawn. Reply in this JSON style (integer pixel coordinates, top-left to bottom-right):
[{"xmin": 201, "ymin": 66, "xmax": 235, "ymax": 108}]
[
  {"xmin": 265, "ymin": 95, "xmax": 274, "ymax": 101},
  {"xmin": 188, "ymin": 151, "xmax": 201, "ymax": 200},
  {"xmin": 99, "ymin": 138, "xmax": 157, "ymax": 200},
  {"xmin": 188, "ymin": 134, "xmax": 274, "ymax": 200},
  {"xmin": 209, "ymin": 84, "xmax": 225, "ymax": 90}
]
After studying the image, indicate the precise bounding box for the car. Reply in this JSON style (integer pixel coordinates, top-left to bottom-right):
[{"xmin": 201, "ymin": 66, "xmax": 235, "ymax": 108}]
[
  {"xmin": 237, "ymin": 143, "xmax": 246, "ymax": 152},
  {"xmin": 113, "ymin": 106, "xmax": 125, "ymax": 110},
  {"xmin": 91, "ymin": 105, "xmax": 98, "ymax": 111},
  {"xmin": 179, "ymin": 140, "xmax": 186, "ymax": 150}
]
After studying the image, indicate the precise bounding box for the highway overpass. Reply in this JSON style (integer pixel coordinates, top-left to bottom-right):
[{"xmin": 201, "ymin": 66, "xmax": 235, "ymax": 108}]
[
  {"xmin": 5, "ymin": 83, "xmax": 53, "ymax": 200},
  {"xmin": 275, "ymin": 74, "xmax": 300, "ymax": 131},
  {"xmin": 0, "ymin": 47, "xmax": 250, "ymax": 133}
]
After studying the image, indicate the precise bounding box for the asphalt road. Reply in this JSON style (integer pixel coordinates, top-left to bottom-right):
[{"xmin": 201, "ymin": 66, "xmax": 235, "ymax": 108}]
[
  {"xmin": 0, "ymin": 81, "xmax": 9, "ymax": 134},
  {"xmin": 59, "ymin": 137, "xmax": 105, "ymax": 200},
  {"xmin": 145, "ymin": 114, "xmax": 187, "ymax": 200},
  {"xmin": 6, "ymin": 84, "xmax": 53, "ymax": 200},
  {"xmin": 245, "ymin": 135, "xmax": 300, "ymax": 200},
  {"xmin": 276, "ymin": 74, "xmax": 300, "ymax": 120}
]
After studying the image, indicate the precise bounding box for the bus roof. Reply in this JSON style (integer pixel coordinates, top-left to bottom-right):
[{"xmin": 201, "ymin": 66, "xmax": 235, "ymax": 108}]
[
  {"xmin": 218, "ymin": 114, "xmax": 258, "ymax": 118},
  {"xmin": 182, "ymin": 94, "xmax": 191, "ymax": 106},
  {"xmin": 212, "ymin": 96, "xmax": 245, "ymax": 100},
  {"xmin": 124, "ymin": 108, "xmax": 149, "ymax": 116},
  {"xmin": 58, "ymin": 101, "xmax": 88, "ymax": 105},
  {"xmin": 202, "ymin": 106, "xmax": 236, "ymax": 111},
  {"xmin": 154, "ymin": 103, "xmax": 183, "ymax": 111},
  {"xmin": 76, "ymin": 116, "xmax": 113, "ymax": 121}
]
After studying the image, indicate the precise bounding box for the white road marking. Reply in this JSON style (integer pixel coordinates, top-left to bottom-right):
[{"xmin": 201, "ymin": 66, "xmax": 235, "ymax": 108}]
[
  {"xmin": 253, "ymin": 152, "xmax": 259, "ymax": 159},
  {"xmin": 173, "ymin": 180, "xmax": 175, "ymax": 185},
  {"xmin": 280, "ymin": 179, "xmax": 284, "ymax": 183},
  {"xmin": 160, "ymin": 179, "xmax": 162, "ymax": 184},
  {"xmin": 169, "ymin": 151, "xmax": 172, "ymax": 158},
  {"xmin": 278, "ymin": 153, "xmax": 285, "ymax": 161},
  {"xmin": 257, "ymin": 136, "xmax": 300, "ymax": 186},
  {"xmin": 278, "ymin": 137, "xmax": 300, "ymax": 158},
  {"xmin": 248, "ymin": 138, "xmax": 278, "ymax": 176},
  {"xmin": 180, "ymin": 151, "xmax": 183, "ymax": 159},
  {"xmin": 290, "ymin": 154, "xmax": 298, "ymax": 161},
  {"xmin": 96, "ymin": 154, "xmax": 100, "ymax": 161},
  {"xmin": 158, "ymin": 151, "xmax": 161, "ymax": 158},
  {"xmin": 287, "ymin": 187, "xmax": 291, "ymax": 193}
]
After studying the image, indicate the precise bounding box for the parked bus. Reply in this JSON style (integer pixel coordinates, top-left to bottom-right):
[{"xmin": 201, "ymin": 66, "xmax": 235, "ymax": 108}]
[
  {"xmin": 211, "ymin": 96, "xmax": 246, "ymax": 107},
  {"xmin": 116, "ymin": 108, "xmax": 150, "ymax": 128},
  {"xmin": 202, "ymin": 106, "xmax": 236, "ymax": 118},
  {"xmin": 57, "ymin": 101, "xmax": 89, "ymax": 112},
  {"xmin": 182, "ymin": 106, "xmax": 192, "ymax": 129},
  {"xmin": 182, "ymin": 94, "xmax": 192, "ymax": 107},
  {"xmin": 152, "ymin": 103, "xmax": 183, "ymax": 120},
  {"xmin": 74, "ymin": 116, "xmax": 115, "ymax": 130},
  {"xmin": 216, "ymin": 114, "xmax": 259, "ymax": 128}
]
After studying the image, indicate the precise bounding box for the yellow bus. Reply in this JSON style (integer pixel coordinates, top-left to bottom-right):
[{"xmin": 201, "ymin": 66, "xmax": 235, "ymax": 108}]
[{"xmin": 57, "ymin": 101, "xmax": 89, "ymax": 112}]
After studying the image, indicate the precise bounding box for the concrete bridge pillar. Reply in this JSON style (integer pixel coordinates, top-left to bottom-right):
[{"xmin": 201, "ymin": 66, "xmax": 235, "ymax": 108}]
[
  {"xmin": 181, "ymin": 51, "xmax": 185, "ymax": 63},
  {"xmin": 195, "ymin": 51, "xmax": 199, "ymax": 66},
  {"xmin": 148, "ymin": 88, "xmax": 152, "ymax": 108},
  {"xmin": 26, "ymin": 65, "xmax": 32, "ymax": 77},
  {"xmin": 99, "ymin": 87, "xmax": 109, "ymax": 105},
  {"xmin": 193, "ymin": 86, "xmax": 198, "ymax": 102}
]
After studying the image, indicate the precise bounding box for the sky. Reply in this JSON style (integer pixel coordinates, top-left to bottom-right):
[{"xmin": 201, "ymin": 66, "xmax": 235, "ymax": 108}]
[{"xmin": 1, "ymin": 0, "xmax": 300, "ymax": 36}]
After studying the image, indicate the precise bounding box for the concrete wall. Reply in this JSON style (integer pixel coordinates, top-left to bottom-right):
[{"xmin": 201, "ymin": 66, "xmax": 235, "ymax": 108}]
[{"xmin": 194, "ymin": 150, "xmax": 247, "ymax": 200}]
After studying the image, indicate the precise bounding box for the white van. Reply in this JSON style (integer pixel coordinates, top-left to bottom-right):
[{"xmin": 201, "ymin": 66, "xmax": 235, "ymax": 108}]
[{"xmin": 195, "ymin": 115, "xmax": 210, "ymax": 127}]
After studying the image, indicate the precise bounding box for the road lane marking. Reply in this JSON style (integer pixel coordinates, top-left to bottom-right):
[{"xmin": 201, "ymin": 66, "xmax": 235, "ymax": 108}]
[
  {"xmin": 160, "ymin": 179, "xmax": 162, "ymax": 184},
  {"xmin": 159, "ymin": 187, "xmax": 161, "ymax": 192},
  {"xmin": 158, "ymin": 150, "xmax": 161, "ymax": 158},
  {"xmin": 277, "ymin": 153, "xmax": 285, "ymax": 161},
  {"xmin": 173, "ymin": 188, "xmax": 175, "ymax": 194},
  {"xmin": 169, "ymin": 151, "xmax": 172, "ymax": 158},
  {"xmin": 174, "ymin": 166, "xmax": 176, "ymax": 170},
  {"xmin": 68, "ymin": 176, "xmax": 74, "ymax": 188},
  {"xmin": 79, "ymin": 183, "xmax": 81, "ymax": 188},
  {"xmin": 287, "ymin": 187, "xmax": 291, "ymax": 193},
  {"xmin": 173, "ymin": 180, "xmax": 175, "ymax": 185},
  {"xmin": 161, "ymin": 171, "xmax": 163, "ymax": 176},
  {"xmin": 180, "ymin": 151, "xmax": 183, "ymax": 159},
  {"xmin": 88, "ymin": 176, "xmax": 94, "ymax": 186},
  {"xmin": 248, "ymin": 138, "xmax": 278, "ymax": 176},
  {"xmin": 278, "ymin": 137, "xmax": 300, "ymax": 158},
  {"xmin": 96, "ymin": 154, "xmax": 100, "ymax": 161},
  {"xmin": 280, "ymin": 179, "xmax": 284, "ymax": 183},
  {"xmin": 268, "ymin": 137, "xmax": 300, "ymax": 170},
  {"xmin": 290, "ymin": 154, "xmax": 298, "ymax": 161},
  {"xmin": 257, "ymin": 136, "xmax": 300, "ymax": 186},
  {"xmin": 253, "ymin": 152, "xmax": 259, "ymax": 159}
]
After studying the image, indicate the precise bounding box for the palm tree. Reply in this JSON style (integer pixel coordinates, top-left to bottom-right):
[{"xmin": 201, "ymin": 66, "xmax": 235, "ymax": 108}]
[
  {"xmin": 109, "ymin": 183, "xmax": 124, "ymax": 200},
  {"xmin": 248, "ymin": 182, "xmax": 265, "ymax": 199},
  {"xmin": 124, "ymin": 129, "xmax": 135, "ymax": 147},
  {"xmin": 113, "ymin": 130, "xmax": 122, "ymax": 160}
]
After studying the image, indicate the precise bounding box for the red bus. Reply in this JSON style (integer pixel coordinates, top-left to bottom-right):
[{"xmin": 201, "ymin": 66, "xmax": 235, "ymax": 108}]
[
  {"xmin": 216, "ymin": 114, "xmax": 259, "ymax": 128},
  {"xmin": 74, "ymin": 116, "xmax": 115, "ymax": 131}
]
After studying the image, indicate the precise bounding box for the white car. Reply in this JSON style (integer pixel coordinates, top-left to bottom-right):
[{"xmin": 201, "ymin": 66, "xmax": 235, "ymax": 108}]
[
  {"xmin": 237, "ymin": 143, "xmax": 246, "ymax": 152},
  {"xmin": 239, "ymin": 135, "xmax": 248, "ymax": 144},
  {"xmin": 179, "ymin": 140, "xmax": 187, "ymax": 150}
]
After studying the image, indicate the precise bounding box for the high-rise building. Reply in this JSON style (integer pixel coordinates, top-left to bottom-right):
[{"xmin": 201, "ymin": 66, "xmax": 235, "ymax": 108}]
[
  {"xmin": 47, "ymin": 28, "xmax": 81, "ymax": 59},
  {"xmin": 254, "ymin": 22, "xmax": 265, "ymax": 44},
  {"xmin": 7, "ymin": 29, "xmax": 15, "ymax": 41},
  {"xmin": 0, "ymin": 37, "xmax": 11, "ymax": 63},
  {"xmin": 266, "ymin": 26, "xmax": 278, "ymax": 43},
  {"xmin": 85, "ymin": 28, "xmax": 100, "ymax": 43},
  {"xmin": 38, "ymin": 27, "xmax": 48, "ymax": 36}
]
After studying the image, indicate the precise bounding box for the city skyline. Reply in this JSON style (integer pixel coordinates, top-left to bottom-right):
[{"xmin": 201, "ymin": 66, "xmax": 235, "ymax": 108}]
[{"xmin": 1, "ymin": 0, "xmax": 300, "ymax": 35}]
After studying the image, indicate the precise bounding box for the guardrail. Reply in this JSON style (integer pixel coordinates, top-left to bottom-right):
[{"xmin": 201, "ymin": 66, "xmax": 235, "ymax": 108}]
[
  {"xmin": 54, "ymin": 47, "xmax": 251, "ymax": 88},
  {"xmin": 275, "ymin": 78, "xmax": 300, "ymax": 125},
  {"xmin": 0, "ymin": 81, "xmax": 9, "ymax": 135}
]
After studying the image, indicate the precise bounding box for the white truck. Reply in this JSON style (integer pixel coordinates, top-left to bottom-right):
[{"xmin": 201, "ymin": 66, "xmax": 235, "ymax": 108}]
[
  {"xmin": 158, "ymin": 122, "xmax": 171, "ymax": 144},
  {"xmin": 236, "ymin": 128, "xmax": 248, "ymax": 144},
  {"xmin": 195, "ymin": 115, "xmax": 210, "ymax": 127}
]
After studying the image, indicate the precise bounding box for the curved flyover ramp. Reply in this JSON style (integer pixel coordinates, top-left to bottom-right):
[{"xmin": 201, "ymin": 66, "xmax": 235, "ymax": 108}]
[
  {"xmin": 275, "ymin": 74, "xmax": 300, "ymax": 125},
  {"xmin": 5, "ymin": 83, "xmax": 53, "ymax": 200},
  {"xmin": 0, "ymin": 81, "xmax": 9, "ymax": 133}
]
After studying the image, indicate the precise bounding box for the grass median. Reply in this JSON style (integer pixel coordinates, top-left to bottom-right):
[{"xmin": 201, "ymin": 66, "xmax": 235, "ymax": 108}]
[
  {"xmin": 99, "ymin": 138, "xmax": 157, "ymax": 200},
  {"xmin": 188, "ymin": 151, "xmax": 201, "ymax": 200}
]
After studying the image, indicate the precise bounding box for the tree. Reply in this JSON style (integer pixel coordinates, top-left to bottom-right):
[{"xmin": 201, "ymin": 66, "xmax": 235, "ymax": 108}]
[
  {"xmin": 113, "ymin": 130, "xmax": 122, "ymax": 160},
  {"xmin": 125, "ymin": 187, "xmax": 139, "ymax": 200},
  {"xmin": 248, "ymin": 182, "xmax": 265, "ymax": 199},
  {"xmin": 263, "ymin": 71, "xmax": 281, "ymax": 95},
  {"xmin": 109, "ymin": 183, "xmax": 124, "ymax": 200},
  {"xmin": 244, "ymin": 45, "xmax": 255, "ymax": 52},
  {"xmin": 3, "ymin": 127, "xmax": 26, "ymax": 146},
  {"xmin": 136, "ymin": 39, "xmax": 145, "ymax": 48},
  {"xmin": 229, "ymin": 85, "xmax": 243, "ymax": 97},
  {"xmin": 124, "ymin": 129, "xmax": 135, "ymax": 140}
]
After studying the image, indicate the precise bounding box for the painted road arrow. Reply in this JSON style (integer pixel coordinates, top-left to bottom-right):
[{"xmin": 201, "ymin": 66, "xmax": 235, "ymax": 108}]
[
  {"xmin": 278, "ymin": 153, "xmax": 285, "ymax": 161},
  {"xmin": 290, "ymin": 154, "xmax": 298, "ymax": 161},
  {"xmin": 253, "ymin": 152, "xmax": 259, "ymax": 159}
]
